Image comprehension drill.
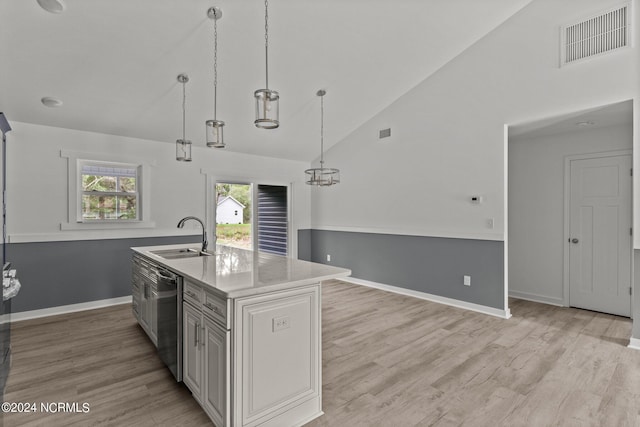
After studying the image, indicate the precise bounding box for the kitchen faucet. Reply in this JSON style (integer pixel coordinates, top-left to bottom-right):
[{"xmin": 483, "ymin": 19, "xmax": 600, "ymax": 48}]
[{"xmin": 177, "ymin": 216, "xmax": 208, "ymax": 253}]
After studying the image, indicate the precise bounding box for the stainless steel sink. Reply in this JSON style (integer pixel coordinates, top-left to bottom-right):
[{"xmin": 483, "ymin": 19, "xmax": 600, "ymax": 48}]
[{"xmin": 150, "ymin": 248, "xmax": 214, "ymax": 259}]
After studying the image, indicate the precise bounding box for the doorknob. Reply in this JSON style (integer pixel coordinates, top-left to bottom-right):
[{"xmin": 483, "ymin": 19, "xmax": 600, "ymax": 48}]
[{"xmin": 571, "ymin": 238, "xmax": 579, "ymax": 244}]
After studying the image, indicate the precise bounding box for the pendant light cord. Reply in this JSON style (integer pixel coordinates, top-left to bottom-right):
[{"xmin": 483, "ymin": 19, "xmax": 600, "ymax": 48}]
[
  {"xmin": 182, "ymin": 80, "xmax": 186, "ymax": 141},
  {"xmin": 264, "ymin": 0, "xmax": 269, "ymax": 89},
  {"xmin": 320, "ymin": 94, "xmax": 324, "ymax": 166},
  {"xmin": 214, "ymin": 13, "xmax": 218, "ymax": 119}
]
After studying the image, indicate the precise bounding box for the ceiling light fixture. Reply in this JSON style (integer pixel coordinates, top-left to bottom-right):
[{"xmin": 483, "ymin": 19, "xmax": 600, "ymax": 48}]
[
  {"xmin": 305, "ymin": 90, "xmax": 340, "ymax": 187},
  {"xmin": 206, "ymin": 6, "xmax": 225, "ymax": 148},
  {"xmin": 254, "ymin": 0, "xmax": 279, "ymax": 129},
  {"xmin": 41, "ymin": 96, "xmax": 63, "ymax": 108},
  {"xmin": 576, "ymin": 120, "xmax": 595, "ymax": 127},
  {"xmin": 176, "ymin": 74, "xmax": 192, "ymax": 162},
  {"xmin": 37, "ymin": 0, "xmax": 65, "ymax": 14}
]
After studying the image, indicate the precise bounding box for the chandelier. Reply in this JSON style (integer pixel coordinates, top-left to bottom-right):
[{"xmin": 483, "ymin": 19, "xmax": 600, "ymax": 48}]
[
  {"xmin": 305, "ymin": 90, "xmax": 340, "ymax": 186},
  {"xmin": 254, "ymin": 0, "xmax": 279, "ymax": 129},
  {"xmin": 206, "ymin": 6, "xmax": 225, "ymax": 148},
  {"xmin": 175, "ymin": 74, "xmax": 192, "ymax": 162}
]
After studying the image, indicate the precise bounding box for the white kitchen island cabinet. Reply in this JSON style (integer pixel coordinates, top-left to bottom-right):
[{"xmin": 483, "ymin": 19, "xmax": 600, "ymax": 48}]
[
  {"xmin": 234, "ymin": 285, "xmax": 320, "ymax": 427},
  {"xmin": 132, "ymin": 244, "xmax": 350, "ymax": 427}
]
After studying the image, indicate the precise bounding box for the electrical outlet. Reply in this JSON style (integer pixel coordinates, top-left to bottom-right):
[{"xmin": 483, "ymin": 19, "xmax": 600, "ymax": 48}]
[
  {"xmin": 487, "ymin": 218, "xmax": 494, "ymax": 229},
  {"xmin": 327, "ymin": 254, "xmax": 331, "ymax": 262},
  {"xmin": 464, "ymin": 275, "xmax": 471, "ymax": 286},
  {"xmin": 273, "ymin": 316, "xmax": 290, "ymax": 332}
]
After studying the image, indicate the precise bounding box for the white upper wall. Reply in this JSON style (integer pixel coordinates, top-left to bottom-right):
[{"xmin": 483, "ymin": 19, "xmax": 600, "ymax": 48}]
[
  {"xmin": 6, "ymin": 122, "xmax": 311, "ymax": 253},
  {"xmin": 311, "ymin": 0, "xmax": 637, "ymax": 241}
]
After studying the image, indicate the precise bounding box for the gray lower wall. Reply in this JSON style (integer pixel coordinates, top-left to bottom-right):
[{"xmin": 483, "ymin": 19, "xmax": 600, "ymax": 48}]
[
  {"xmin": 6, "ymin": 235, "xmax": 199, "ymax": 313},
  {"xmin": 297, "ymin": 229, "xmax": 311, "ymax": 262},
  {"xmin": 299, "ymin": 229, "xmax": 504, "ymax": 310}
]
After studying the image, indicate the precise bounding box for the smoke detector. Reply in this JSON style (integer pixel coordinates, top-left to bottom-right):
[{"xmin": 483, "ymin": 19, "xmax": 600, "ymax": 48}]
[
  {"xmin": 37, "ymin": 0, "xmax": 66, "ymax": 14},
  {"xmin": 41, "ymin": 97, "xmax": 63, "ymax": 108}
]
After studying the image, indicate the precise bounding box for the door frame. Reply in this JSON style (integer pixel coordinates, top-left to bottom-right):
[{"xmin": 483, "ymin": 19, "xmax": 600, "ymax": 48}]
[
  {"xmin": 203, "ymin": 172, "xmax": 293, "ymax": 257},
  {"xmin": 562, "ymin": 149, "xmax": 633, "ymax": 311}
]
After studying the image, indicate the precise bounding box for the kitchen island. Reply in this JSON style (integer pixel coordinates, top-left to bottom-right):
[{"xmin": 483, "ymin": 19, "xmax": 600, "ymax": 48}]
[{"xmin": 131, "ymin": 244, "xmax": 351, "ymax": 427}]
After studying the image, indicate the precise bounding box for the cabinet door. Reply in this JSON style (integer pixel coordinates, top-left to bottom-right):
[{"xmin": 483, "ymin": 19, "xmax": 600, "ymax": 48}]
[
  {"xmin": 235, "ymin": 285, "xmax": 320, "ymax": 426},
  {"xmin": 183, "ymin": 303, "xmax": 202, "ymax": 399},
  {"xmin": 139, "ymin": 283, "xmax": 150, "ymax": 333},
  {"xmin": 150, "ymin": 287, "xmax": 158, "ymax": 345},
  {"xmin": 132, "ymin": 274, "xmax": 141, "ymax": 322},
  {"xmin": 203, "ymin": 317, "xmax": 229, "ymax": 427}
]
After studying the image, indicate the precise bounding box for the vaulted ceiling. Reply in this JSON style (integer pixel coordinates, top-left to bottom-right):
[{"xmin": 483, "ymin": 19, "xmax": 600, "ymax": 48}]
[{"xmin": 0, "ymin": 0, "xmax": 533, "ymax": 161}]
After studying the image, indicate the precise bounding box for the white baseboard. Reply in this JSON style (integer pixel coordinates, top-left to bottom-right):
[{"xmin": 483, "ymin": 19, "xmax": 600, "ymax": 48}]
[
  {"xmin": 509, "ymin": 290, "xmax": 564, "ymax": 307},
  {"xmin": 628, "ymin": 338, "xmax": 640, "ymax": 350},
  {"xmin": 12, "ymin": 296, "xmax": 132, "ymax": 322},
  {"xmin": 341, "ymin": 277, "xmax": 511, "ymax": 319}
]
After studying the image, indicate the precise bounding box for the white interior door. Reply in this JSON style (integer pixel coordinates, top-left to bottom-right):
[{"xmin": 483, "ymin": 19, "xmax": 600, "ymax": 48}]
[{"xmin": 568, "ymin": 154, "xmax": 632, "ymax": 317}]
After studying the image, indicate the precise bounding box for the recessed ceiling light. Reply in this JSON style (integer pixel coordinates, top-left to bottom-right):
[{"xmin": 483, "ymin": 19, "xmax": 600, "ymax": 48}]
[
  {"xmin": 576, "ymin": 120, "xmax": 595, "ymax": 127},
  {"xmin": 37, "ymin": 0, "xmax": 66, "ymax": 14},
  {"xmin": 41, "ymin": 97, "xmax": 63, "ymax": 108}
]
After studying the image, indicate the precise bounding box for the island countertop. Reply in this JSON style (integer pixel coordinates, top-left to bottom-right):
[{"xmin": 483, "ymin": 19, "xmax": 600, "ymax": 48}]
[{"xmin": 131, "ymin": 243, "xmax": 351, "ymax": 298}]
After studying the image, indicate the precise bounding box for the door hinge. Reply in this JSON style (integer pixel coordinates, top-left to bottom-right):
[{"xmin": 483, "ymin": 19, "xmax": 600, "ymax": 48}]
[
  {"xmin": 631, "ymin": 168, "xmax": 633, "ymax": 176},
  {"xmin": 630, "ymin": 287, "xmax": 633, "ymax": 296},
  {"xmin": 631, "ymin": 228, "xmax": 633, "ymax": 236}
]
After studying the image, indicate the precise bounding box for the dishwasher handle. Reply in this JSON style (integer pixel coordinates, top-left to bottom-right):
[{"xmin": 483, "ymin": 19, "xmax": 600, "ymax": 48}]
[{"xmin": 156, "ymin": 269, "xmax": 177, "ymax": 284}]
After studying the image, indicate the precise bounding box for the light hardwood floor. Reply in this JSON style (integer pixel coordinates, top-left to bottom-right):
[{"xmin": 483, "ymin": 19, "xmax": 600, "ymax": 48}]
[{"xmin": 4, "ymin": 280, "xmax": 640, "ymax": 426}]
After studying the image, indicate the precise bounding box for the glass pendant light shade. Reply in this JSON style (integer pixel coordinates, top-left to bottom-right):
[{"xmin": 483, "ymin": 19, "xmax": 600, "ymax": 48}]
[
  {"xmin": 206, "ymin": 119, "xmax": 225, "ymax": 148},
  {"xmin": 176, "ymin": 139, "xmax": 192, "ymax": 162},
  {"xmin": 254, "ymin": 89, "xmax": 279, "ymax": 129}
]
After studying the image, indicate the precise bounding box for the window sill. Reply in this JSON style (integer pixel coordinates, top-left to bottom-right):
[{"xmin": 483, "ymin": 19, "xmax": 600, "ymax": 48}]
[{"xmin": 60, "ymin": 221, "xmax": 156, "ymax": 231}]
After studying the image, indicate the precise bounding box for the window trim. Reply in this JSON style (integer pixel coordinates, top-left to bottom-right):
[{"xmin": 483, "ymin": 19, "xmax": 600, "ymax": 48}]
[{"xmin": 61, "ymin": 150, "xmax": 155, "ymax": 230}]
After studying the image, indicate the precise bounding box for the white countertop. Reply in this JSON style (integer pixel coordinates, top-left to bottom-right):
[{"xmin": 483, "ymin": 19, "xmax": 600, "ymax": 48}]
[{"xmin": 131, "ymin": 244, "xmax": 351, "ymax": 298}]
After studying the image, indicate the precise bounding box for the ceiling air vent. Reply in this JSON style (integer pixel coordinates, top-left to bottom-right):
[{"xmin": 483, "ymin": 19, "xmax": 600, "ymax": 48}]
[
  {"xmin": 561, "ymin": 4, "xmax": 630, "ymax": 66},
  {"xmin": 379, "ymin": 128, "xmax": 391, "ymax": 139}
]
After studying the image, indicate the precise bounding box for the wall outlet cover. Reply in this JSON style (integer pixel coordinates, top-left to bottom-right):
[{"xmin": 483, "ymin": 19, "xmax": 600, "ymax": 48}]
[{"xmin": 273, "ymin": 316, "xmax": 290, "ymax": 332}]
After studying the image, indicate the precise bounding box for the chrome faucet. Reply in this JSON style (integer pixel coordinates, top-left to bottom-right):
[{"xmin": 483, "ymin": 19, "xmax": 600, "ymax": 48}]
[{"xmin": 177, "ymin": 216, "xmax": 208, "ymax": 253}]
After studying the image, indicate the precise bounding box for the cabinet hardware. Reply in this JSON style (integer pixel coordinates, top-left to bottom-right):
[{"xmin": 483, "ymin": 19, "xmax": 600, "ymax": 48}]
[
  {"xmin": 200, "ymin": 325, "xmax": 205, "ymax": 348},
  {"xmin": 195, "ymin": 322, "xmax": 199, "ymax": 347},
  {"xmin": 204, "ymin": 302, "xmax": 218, "ymax": 313}
]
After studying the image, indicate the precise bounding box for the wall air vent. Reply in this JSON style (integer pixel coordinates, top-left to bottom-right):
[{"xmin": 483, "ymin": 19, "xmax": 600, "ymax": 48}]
[
  {"xmin": 561, "ymin": 4, "xmax": 630, "ymax": 66},
  {"xmin": 379, "ymin": 128, "xmax": 391, "ymax": 139}
]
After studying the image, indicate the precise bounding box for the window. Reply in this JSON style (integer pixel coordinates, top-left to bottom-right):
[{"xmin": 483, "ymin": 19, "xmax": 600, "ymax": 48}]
[
  {"xmin": 61, "ymin": 149, "xmax": 155, "ymax": 230},
  {"xmin": 80, "ymin": 161, "xmax": 140, "ymax": 221}
]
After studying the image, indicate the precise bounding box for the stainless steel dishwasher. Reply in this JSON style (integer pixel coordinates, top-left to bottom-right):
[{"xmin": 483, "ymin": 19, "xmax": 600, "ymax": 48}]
[{"xmin": 155, "ymin": 266, "xmax": 183, "ymax": 382}]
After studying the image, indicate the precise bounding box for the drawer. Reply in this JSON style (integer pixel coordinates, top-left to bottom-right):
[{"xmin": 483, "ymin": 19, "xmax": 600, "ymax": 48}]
[
  {"xmin": 133, "ymin": 255, "xmax": 155, "ymax": 282},
  {"xmin": 183, "ymin": 280, "xmax": 203, "ymax": 306},
  {"xmin": 132, "ymin": 273, "xmax": 141, "ymax": 291},
  {"xmin": 203, "ymin": 290, "xmax": 227, "ymax": 327}
]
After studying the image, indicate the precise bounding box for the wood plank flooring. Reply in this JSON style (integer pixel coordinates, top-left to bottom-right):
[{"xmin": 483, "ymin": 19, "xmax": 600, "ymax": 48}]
[{"xmin": 4, "ymin": 280, "xmax": 640, "ymax": 426}]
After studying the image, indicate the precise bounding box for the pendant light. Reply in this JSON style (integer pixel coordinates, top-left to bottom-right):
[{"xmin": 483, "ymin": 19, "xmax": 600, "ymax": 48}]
[
  {"xmin": 206, "ymin": 6, "xmax": 225, "ymax": 148},
  {"xmin": 176, "ymin": 74, "xmax": 192, "ymax": 162},
  {"xmin": 254, "ymin": 0, "xmax": 279, "ymax": 129},
  {"xmin": 305, "ymin": 90, "xmax": 340, "ymax": 186}
]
